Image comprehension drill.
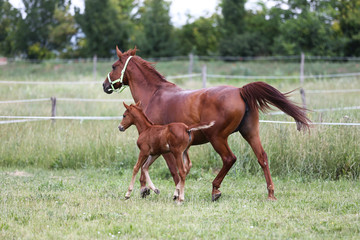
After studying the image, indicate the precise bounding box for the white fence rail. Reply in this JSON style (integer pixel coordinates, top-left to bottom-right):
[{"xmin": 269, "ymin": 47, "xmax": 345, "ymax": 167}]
[{"xmin": 1, "ymin": 115, "xmax": 359, "ymax": 126}]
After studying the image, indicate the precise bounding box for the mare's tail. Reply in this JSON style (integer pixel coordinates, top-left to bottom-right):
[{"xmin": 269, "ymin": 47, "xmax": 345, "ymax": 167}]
[
  {"xmin": 187, "ymin": 121, "xmax": 215, "ymax": 132},
  {"xmin": 239, "ymin": 81, "xmax": 311, "ymax": 131}
]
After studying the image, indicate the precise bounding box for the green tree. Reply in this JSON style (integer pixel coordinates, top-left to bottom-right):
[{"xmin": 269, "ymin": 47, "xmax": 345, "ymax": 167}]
[
  {"xmin": 272, "ymin": 0, "xmax": 341, "ymax": 55},
  {"xmin": 48, "ymin": 2, "xmax": 77, "ymax": 56},
  {"xmin": 14, "ymin": 0, "xmax": 67, "ymax": 59},
  {"xmin": 276, "ymin": 12, "xmax": 335, "ymax": 55},
  {"xmin": 337, "ymin": 0, "xmax": 360, "ymax": 56},
  {"xmin": 134, "ymin": 0, "xmax": 176, "ymax": 57},
  {"xmin": 176, "ymin": 14, "xmax": 220, "ymax": 56},
  {"xmin": 75, "ymin": 0, "xmax": 135, "ymax": 57},
  {"xmin": 221, "ymin": 0, "xmax": 246, "ymax": 35},
  {"xmin": 218, "ymin": 0, "xmax": 247, "ymax": 56},
  {"xmin": 0, "ymin": 0, "xmax": 22, "ymax": 56}
]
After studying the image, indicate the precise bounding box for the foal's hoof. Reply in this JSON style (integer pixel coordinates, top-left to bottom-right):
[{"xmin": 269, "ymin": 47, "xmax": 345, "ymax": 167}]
[
  {"xmin": 173, "ymin": 189, "xmax": 179, "ymax": 200},
  {"xmin": 154, "ymin": 189, "xmax": 160, "ymax": 195},
  {"xmin": 125, "ymin": 196, "xmax": 130, "ymax": 200},
  {"xmin": 175, "ymin": 200, "xmax": 184, "ymax": 206},
  {"xmin": 140, "ymin": 188, "xmax": 150, "ymax": 198},
  {"xmin": 212, "ymin": 192, "xmax": 222, "ymax": 202},
  {"xmin": 267, "ymin": 196, "xmax": 277, "ymax": 201}
]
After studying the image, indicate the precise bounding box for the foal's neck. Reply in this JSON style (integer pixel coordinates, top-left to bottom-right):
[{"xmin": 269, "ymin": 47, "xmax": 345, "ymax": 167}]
[{"xmin": 132, "ymin": 111, "xmax": 153, "ymax": 135}]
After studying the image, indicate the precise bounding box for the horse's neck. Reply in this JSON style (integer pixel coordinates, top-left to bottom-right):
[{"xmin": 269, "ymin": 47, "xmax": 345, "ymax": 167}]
[
  {"xmin": 128, "ymin": 62, "xmax": 176, "ymax": 107},
  {"xmin": 133, "ymin": 111, "xmax": 152, "ymax": 135}
]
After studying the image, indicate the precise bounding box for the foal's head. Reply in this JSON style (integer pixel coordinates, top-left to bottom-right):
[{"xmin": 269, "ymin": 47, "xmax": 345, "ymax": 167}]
[{"xmin": 118, "ymin": 102, "xmax": 147, "ymax": 132}]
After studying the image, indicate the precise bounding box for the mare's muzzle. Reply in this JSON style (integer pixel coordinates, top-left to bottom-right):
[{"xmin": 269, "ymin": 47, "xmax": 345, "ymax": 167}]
[{"xmin": 103, "ymin": 82, "xmax": 114, "ymax": 94}]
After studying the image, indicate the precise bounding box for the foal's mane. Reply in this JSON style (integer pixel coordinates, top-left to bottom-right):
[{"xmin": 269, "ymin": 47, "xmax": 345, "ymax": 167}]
[
  {"xmin": 123, "ymin": 48, "xmax": 174, "ymax": 85},
  {"xmin": 130, "ymin": 104, "xmax": 154, "ymax": 125}
]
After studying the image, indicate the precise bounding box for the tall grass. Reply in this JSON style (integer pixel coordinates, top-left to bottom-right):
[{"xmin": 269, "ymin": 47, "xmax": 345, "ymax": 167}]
[{"xmin": 0, "ymin": 60, "xmax": 359, "ymax": 180}]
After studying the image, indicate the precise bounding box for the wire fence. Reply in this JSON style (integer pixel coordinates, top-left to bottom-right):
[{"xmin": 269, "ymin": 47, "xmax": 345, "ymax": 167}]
[
  {"xmin": 4, "ymin": 55, "xmax": 360, "ymax": 64},
  {"xmin": 1, "ymin": 116, "xmax": 359, "ymax": 126},
  {"xmin": 1, "ymin": 54, "xmax": 359, "ymax": 126}
]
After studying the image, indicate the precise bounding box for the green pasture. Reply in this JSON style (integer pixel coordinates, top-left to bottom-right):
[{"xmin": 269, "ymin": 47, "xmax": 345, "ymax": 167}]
[
  {"xmin": 0, "ymin": 59, "xmax": 359, "ymax": 239},
  {"xmin": 1, "ymin": 169, "xmax": 359, "ymax": 239}
]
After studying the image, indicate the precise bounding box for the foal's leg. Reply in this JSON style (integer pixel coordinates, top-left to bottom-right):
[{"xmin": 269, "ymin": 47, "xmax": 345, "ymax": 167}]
[
  {"xmin": 142, "ymin": 155, "xmax": 160, "ymax": 195},
  {"xmin": 139, "ymin": 153, "xmax": 180, "ymax": 198},
  {"xmin": 209, "ymin": 137, "xmax": 237, "ymax": 201},
  {"xmin": 125, "ymin": 152, "xmax": 148, "ymax": 199},
  {"xmin": 173, "ymin": 151, "xmax": 187, "ymax": 203}
]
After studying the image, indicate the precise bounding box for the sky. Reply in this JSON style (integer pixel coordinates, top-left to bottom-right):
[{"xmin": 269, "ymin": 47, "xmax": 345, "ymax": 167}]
[{"xmin": 8, "ymin": 0, "xmax": 267, "ymax": 27}]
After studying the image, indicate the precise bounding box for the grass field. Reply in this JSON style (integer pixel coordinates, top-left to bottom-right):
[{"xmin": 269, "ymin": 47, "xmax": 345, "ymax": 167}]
[
  {"xmin": 1, "ymin": 168, "xmax": 359, "ymax": 239},
  {"xmin": 1, "ymin": 59, "xmax": 359, "ymax": 239}
]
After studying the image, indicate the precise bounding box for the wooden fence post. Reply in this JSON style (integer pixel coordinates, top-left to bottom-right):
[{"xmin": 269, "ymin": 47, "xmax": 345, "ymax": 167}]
[
  {"xmin": 188, "ymin": 53, "xmax": 194, "ymax": 82},
  {"xmin": 299, "ymin": 52, "xmax": 306, "ymax": 109},
  {"xmin": 202, "ymin": 64, "xmax": 207, "ymax": 88},
  {"xmin": 93, "ymin": 54, "xmax": 97, "ymax": 81},
  {"xmin": 51, "ymin": 97, "xmax": 56, "ymax": 123}
]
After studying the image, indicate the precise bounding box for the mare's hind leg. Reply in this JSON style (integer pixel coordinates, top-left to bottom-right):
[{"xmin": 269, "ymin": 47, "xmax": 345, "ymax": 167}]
[
  {"xmin": 139, "ymin": 153, "xmax": 179, "ymax": 198},
  {"xmin": 183, "ymin": 150, "xmax": 192, "ymax": 175},
  {"xmin": 209, "ymin": 137, "xmax": 237, "ymax": 201},
  {"xmin": 239, "ymin": 111, "xmax": 276, "ymax": 200}
]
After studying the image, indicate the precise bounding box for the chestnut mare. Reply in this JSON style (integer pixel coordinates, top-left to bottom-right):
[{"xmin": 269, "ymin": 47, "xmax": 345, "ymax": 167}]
[
  {"xmin": 119, "ymin": 102, "xmax": 214, "ymax": 203},
  {"xmin": 103, "ymin": 47, "xmax": 310, "ymax": 201}
]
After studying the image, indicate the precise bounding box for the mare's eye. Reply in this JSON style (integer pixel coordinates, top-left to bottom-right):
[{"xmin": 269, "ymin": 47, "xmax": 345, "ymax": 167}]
[
  {"xmin": 112, "ymin": 65, "xmax": 115, "ymax": 70},
  {"xmin": 123, "ymin": 115, "xmax": 126, "ymax": 118}
]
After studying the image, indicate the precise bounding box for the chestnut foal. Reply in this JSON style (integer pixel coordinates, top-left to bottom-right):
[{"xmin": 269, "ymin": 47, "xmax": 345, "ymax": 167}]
[{"xmin": 119, "ymin": 102, "xmax": 214, "ymax": 203}]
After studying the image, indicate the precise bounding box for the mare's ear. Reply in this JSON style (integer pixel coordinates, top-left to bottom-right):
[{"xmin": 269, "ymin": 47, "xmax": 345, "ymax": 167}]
[
  {"xmin": 116, "ymin": 46, "xmax": 122, "ymax": 59},
  {"xmin": 130, "ymin": 46, "xmax": 138, "ymax": 56},
  {"xmin": 123, "ymin": 102, "xmax": 129, "ymax": 109}
]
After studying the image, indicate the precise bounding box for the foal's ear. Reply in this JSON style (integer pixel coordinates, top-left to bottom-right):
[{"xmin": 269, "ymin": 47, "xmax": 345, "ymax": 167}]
[
  {"xmin": 123, "ymin": 102, "xmax": 129, "ymax": 109},
  {"xmin": 116, "ymin": 45, "xmax": 122, "ymax": 58},
  {"xmin": 135, "ymin": 101, "xmax": 141, "ymax": 107}
]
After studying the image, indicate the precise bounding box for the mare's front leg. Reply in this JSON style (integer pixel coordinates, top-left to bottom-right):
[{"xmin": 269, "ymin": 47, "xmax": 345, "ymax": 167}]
[
  {"xmin": 126, "ymin": 152, "xmax": 149, "ymax": 199},
  {"xmin": 142, "ymin": 155, "xmax": 160, "ymax": 195}
]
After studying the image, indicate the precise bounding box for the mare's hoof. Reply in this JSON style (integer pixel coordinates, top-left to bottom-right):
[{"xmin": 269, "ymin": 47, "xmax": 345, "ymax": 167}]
[
  {"xmin": 154, "ymin": 189, "xmax": 160, "ymax": 195},
  {"xmin": 173, "ymin": 195, "xmax": 178, "ymax": 201},
  {"xmin": 212, "ymin": 192, "xmax": 222, "ymax": 202},
  {"xmin": 140, "ymin": 188, "xmax": 150, "ymax": 198},
  {"xmin": 125, "ymin": 196, "xmax": 130, "ymax": 200}
]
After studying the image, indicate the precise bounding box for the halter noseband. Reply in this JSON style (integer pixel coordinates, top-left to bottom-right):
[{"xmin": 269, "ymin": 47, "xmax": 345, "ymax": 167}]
[{"xmin": 107, "ymin": 55, "xmax": 133, "ymax": 93}]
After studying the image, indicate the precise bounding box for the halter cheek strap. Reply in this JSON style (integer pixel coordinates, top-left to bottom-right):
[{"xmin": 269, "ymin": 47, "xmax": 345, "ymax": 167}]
[{"xmin": 107, "ymin": 55, "xmax": 133, "ymax": 93}]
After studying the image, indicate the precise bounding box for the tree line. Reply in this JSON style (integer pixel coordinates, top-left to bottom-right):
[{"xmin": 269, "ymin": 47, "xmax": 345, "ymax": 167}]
[{"xmin": 0, "ymin": 0, "xmax": 359, "ymax": 59}]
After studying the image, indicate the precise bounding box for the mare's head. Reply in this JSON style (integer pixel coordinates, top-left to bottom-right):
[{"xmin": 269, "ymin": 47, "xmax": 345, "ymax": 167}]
[
  {"xmin": 103, "ymin": 46, "xmax": 137, "ymax": 94},
  {"xmin": 118, "ymin": 101, "xmax": 142, "ymax": 132}
]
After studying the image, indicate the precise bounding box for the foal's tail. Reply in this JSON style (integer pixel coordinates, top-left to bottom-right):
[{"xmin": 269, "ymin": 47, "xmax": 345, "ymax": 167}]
[
  {"xmin": 187, "ymin": 121, "xmax": 215, "ymax": 133},
  {"xmin": 239, "ymin": 81, "xmax": 311, "ymax": 131}
]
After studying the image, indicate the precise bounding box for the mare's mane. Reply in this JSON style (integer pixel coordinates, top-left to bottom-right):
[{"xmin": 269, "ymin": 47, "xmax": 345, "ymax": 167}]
[{"xmin": 123, "ymin": 48, "xmax": 174, "ymax": 85}]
